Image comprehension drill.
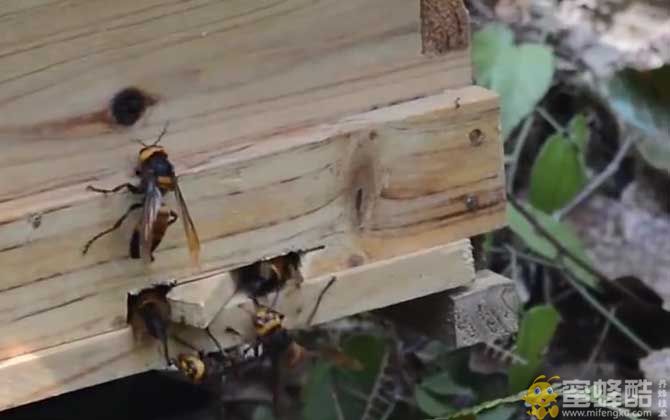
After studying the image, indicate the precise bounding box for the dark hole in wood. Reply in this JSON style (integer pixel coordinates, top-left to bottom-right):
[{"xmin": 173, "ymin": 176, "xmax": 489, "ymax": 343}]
[
  {"xmin": 111, "ymin": 87, "xmax": 149, "ymax": 126},
  {"xmin": 126, "ymin": 284, "xmax": 172, "ymax": 324},
  {"xmin": 469, "ymin": 129, "xmax": 485, "ymax": 146},
  {"xmin": 465, "ymin": 194, "xmax": 479, "ymax": 211},
  {"xmin": 355, "ymin": 188, "xmax": 364, "ymax": 218},
  {"xmin": 231, "ymin": 246, "xmax": 322, "ymax": 300}
]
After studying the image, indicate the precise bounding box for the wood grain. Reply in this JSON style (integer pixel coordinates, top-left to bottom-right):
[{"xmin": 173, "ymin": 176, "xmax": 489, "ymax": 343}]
[
  {"xmin": 0, "ymin": 0, "xmax": 472, "ymax": 207},
  {"xmin": 0, "ymin": 240, "xmax": 475, "ymax": 411},
  {"xmin": 0, "ymin": 87, "xmax": 504, "ymax": 361}
]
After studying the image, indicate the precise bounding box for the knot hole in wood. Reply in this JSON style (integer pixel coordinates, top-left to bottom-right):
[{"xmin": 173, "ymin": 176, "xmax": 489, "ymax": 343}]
[
  {"xmin": 469, "ymin": 128, "xmax": 486, "ymax": 146},
  {"xmin": 346, "ymin": 130, "xmax": 381, "ymax": 230},
  {"xmin": 110, "ymin": 87, "xmax": 157, "ymax": 126}
]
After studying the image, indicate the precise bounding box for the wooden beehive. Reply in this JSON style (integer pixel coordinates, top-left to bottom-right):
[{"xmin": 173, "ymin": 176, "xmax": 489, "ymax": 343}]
[{"xmin": 0, "ymin": 0, "xmax": 508, "ymax": 410}]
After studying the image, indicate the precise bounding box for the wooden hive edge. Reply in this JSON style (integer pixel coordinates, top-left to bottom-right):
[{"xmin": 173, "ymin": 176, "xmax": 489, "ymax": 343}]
[
  {"xmin": 0, "ymin": 86, "xmax": 504, "ymax": 362},
  {"xmin": 0, "ymin": 239, "xmax": 475, "ymax": 410}
]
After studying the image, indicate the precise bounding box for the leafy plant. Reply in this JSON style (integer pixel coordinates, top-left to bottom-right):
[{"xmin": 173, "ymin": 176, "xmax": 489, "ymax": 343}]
[
  {"xmin": 529, "ymin": 114, "xmax": 589, "ymax": 213},
  {"xmin": 607, "ymin": 65, "xmax": 670, "ymax": 171},
  {"xmin": 416, "ymin": 372, "xmax": 474, "ymax": 418},
  {"xmin": 508, "ymin": 305, "xmax": 561, "ymax": 392},
  {"xmin": 506, "ymin": 203, "xmax": 599, "ymax": 289},
  {"xmin": 301, "ymin": 335, "xmax": 388, "ymax": 420},
  {"xmin": 473, "ymin": 24, "xmax": 555, "ymax": 138}
]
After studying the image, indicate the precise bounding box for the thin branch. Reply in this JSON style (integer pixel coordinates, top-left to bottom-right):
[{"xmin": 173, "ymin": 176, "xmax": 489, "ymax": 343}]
[
  {"xmin": 485, "ymin": 340, "xmax": 528, "ymax": 366},
  {"xmin": 506, "ymin": 115, "xmax": 535, "ymax": 192},
  {"xmin": 338, "ymin": 384, "xmax": 369, "ymax": 402},
  {"xmin": 556, "ymin": 136, "xmax": 636, "ymax": 219},
  {"xmin": 537, "ymin": 106, "xmax": 566, "ymax": 135},
  {"xmin": 307, "ymin": 276, "xmax": 337, "ymax": 326},
  {"xmin": 508, "ymin": 246, "xmax": 652, "ymax": 355},
  {"xmin": 507, "ymin": 196, "xmax": 646, "ymax": 306},
  {"xmin": 585, "ymin": 307, "xmax": 616, "ymax": 374},
  {"xmin": 562, "ymin": 267, "xmax": 652, "ymax": 354},
  {"xmin": 330, "ymin": 384, "xmax": 346, "ymax": 420}
]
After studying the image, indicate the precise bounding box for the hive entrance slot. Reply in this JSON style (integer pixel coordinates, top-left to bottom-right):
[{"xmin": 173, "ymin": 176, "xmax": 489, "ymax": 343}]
[
  {"xmin": 126, "ymin": 284, "xmax": 173, "ymax": 324},
  {"xmin": 232, "ymin": 252, "xmax": 303, "ymax": 300},
  {"xmin": 231, "ymin": 246, "xmax": 324, "ymax": 300}
]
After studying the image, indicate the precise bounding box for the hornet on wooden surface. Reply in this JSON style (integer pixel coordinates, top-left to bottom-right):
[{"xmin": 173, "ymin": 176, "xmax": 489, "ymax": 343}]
[{"xmin": 83, "ymin": 124, "xmax": 200, "ymax": 264}]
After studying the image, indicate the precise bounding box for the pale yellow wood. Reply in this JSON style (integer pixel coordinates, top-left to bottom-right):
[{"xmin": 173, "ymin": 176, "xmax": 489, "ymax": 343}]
[
  {"xmin": 0, "ymin": 239, "xmax": 474, "ymax": 411},
  {"xmin": 0, "ymin": 328, "xmax": 162, "ymax": 411},
  {"xmin": 0, "ymin": 87, "xmax": 504, "ymax": 361},
  {"xmin": 167, "ymin": 272, "xmax": 235, "ymax": 329},
  {"xmin": 0, "ymin": 0, "xmax": 472, "ymax": 207}
]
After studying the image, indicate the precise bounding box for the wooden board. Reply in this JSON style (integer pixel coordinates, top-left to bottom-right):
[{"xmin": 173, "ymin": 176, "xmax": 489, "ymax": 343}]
[
  {"xmin": 0, "ymin": 86, "xmax": 504, "ymax": 361},
  {"xmin": 0, "ymin": 240, "xmax": 475, "ymax": 411},
  {"xmin": 0, "ymin": 0, "xmax": 471, "ymax": 208},
  {"xmin": 381, "ymin": 270, "xmax": 519, "ymax": 348}
]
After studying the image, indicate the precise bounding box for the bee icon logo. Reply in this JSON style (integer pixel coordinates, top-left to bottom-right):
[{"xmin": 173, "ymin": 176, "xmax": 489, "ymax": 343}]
[{"xmin": 522, "ymin": 375, "xmax": 560, "ymax": 419}]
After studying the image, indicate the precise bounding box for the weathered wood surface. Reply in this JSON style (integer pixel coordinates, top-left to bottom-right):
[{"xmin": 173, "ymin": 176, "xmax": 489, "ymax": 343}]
[
  {"xmin": 0, "ymin": 0, "xmax": 471, "ymax": 209},
  {"xmin": 442, "ymin": 270, "xmax": 519, "ymax": 347},
  {"xmin": 382, "ymin": 270, "xmax": 519, "ymax": 347},
  {"xmin": 0, "ymin": 240, "xmax": 475, "ymax": 411},
  {"xmin": 0, "ymin": 86, "xmax": 504, "ymax": 361}
]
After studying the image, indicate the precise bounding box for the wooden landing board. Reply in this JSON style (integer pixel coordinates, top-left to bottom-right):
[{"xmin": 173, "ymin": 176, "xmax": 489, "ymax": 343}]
[
  {"xmin": 0, "ymin": 240, "xmax": 475, "ymax": 411},
  {"xmin": 0, "ymin": 0, "xmax": 471, "ymax": 207},
  {"xmin": 0, "ymin": 86, "xmax": 504, "ymax": 361}
]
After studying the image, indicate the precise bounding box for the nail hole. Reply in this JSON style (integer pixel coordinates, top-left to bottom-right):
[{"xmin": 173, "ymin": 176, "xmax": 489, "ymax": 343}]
[
  {"xmin": 466, "ymin": 195, "xmax": 479, "ymax": 211},
  {"xmin": 29, "ymin": 214, "xmax": 42, "ymax": 229},
  {"xmin": 111, "ymin": 87, "xmax": 150, "ymax": 126},
  {"xmin": 469, "ymin": 129, "xmax": 485, "ymax": 146}
]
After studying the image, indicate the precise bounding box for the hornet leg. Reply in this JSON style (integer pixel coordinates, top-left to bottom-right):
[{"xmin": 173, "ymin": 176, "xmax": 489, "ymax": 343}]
[
  {"xmin": 87, "ymin": 183, "xmax": 142, "ymax": 195},
  {"xmin": 82, "ymin": 203, "xmax": 142, "ymax": 255}
]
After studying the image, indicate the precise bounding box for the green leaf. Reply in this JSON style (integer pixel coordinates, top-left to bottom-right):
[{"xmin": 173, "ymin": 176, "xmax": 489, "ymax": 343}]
[
  {"xmin": 476, "ymin": 405, "xmax": 517, "ymax": 420},
  {"xmin": 568, "ymin": 114, "xmax": 589, "ymax": 155},
  {"xmin": 416, "ymin": 386, "xmax": 455, "ymax": 417},
  {"xmin": 508, "ymin": 305, "xmax": 561, "ymax": 392},
  {"xmin": 340, "ymin": 335, "xmax": 387, "ymax": 390},
  {"xmin": 607, "ymin": 65, "xmax": 670, "ymax": 171},
  {"xmin": 472, "ymin": 24, "xmax": 515, "ymax": 87},
  {"xmin": 506, "ymin": 203, "xmax": 599, "ymax": 290},
  {"xmin": 529, "ymin": 131, "xmax": 587, "ymax": 212},
  {"xmin": 473, "ymin": 24, "xmax": 555, "ymax": 138},
  {"xmin": 302, "ymin": 361, "xmax": 339, "ymax": 420},
  {"xmin": 421, "ymin": 372, "xmax": 474, "ymax": 399},
  {"xmin": 253, "ymin": 406, "xmax": 275, "ymax": 420}
]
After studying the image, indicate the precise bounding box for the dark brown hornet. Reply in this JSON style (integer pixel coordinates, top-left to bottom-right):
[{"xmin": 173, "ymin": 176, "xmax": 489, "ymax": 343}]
[
  {"xmin": 251, "ymin": 305, "xmax": 363, "ymax": 413},
  {"xmin": 82, "ymin": 125, "xmax": 200, "ymax": 264},
  {"xmin": 236, "ymin": 252, "xmax": 302, "ymax": 299},
  {"xmin": 128, "ymin": 287, "xmax": 172, "ymax": 365},
  {"xmin": 175, "ymin": 351, "xmax": 230, "ymax": 385}
]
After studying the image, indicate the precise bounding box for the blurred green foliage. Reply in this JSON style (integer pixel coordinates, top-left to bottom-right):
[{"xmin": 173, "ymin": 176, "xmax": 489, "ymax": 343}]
[
  {"xmin": 529, "ymin": 115, "xmax": 589, "ymax": 213},
  {"xmin": 608, "ymin": 65, "xmax": 670, "ymax": 171},
  {"xmin": 507, "ymin": 305, "xmax": 561, "ymax": 392},
  {"xmin": 473, "ymin": 24, "xmax": 554, "ymax": 138}
]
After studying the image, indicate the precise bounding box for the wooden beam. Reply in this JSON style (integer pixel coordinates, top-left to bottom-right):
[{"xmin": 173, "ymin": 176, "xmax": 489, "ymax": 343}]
[
  {"xmin": 167, "ymin": 272, "xmax": 235, "ymax": 329},
  {"xmin": 0, "ymin": 87, "xmax": 504, "ymax": 361},
  {"xmin": 382, "ymin": 270, "xmax": 519, "ymax": 348},
  {"xmin": 0, "ymin": 240, "xmax": 474, "ymax": 411},
  {"xmin": 0, "ymin": 0, "xmax": 471, "ymax": 207},
  {"xmin": 168, "ymin": 240, "xmax": 474, "ymax": 333}
]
